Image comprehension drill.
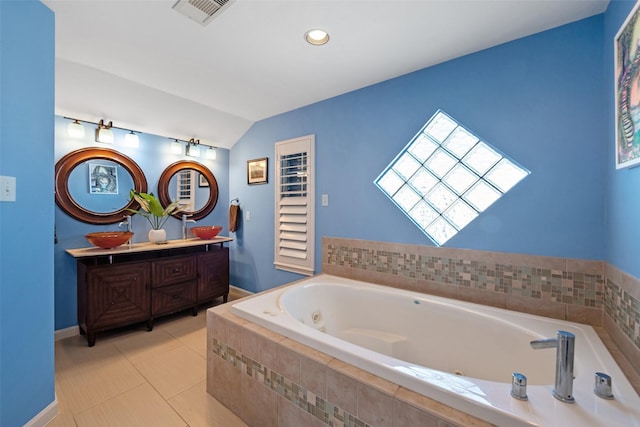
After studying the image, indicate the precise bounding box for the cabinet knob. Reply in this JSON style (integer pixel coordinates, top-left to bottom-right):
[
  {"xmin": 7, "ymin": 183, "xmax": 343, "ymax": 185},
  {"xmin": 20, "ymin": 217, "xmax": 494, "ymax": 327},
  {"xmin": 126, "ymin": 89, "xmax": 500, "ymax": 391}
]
[{"xmin": 172, "ymin": 268, "xmax": 180, "ymax": 273}]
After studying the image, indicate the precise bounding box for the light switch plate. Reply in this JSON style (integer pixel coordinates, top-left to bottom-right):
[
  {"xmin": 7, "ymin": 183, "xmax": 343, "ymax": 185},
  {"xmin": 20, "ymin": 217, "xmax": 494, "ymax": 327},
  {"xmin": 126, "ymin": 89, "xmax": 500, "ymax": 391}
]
[
  {"xmin": 322, "ymin": 194, "xmax": 329, "ymax": 206},
  {"xmin": 0, "ymin": 176, "xmax": 16, "ymax": 202}
]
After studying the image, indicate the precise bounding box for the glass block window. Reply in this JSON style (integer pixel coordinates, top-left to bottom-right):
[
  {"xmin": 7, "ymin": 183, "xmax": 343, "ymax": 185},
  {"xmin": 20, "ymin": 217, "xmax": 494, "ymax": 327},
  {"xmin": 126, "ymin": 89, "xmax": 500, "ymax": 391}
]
[{"xmin": 374, "ymin": 110, "xmax": 530, "ymax": 246}]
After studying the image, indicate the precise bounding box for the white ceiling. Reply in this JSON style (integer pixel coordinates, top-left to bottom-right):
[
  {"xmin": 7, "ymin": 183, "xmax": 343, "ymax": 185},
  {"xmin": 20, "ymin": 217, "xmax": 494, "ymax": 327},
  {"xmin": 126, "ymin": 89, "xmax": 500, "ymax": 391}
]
[{"xmin": 42, "ymin": 0, "xmax": 609, "ymax": 149}]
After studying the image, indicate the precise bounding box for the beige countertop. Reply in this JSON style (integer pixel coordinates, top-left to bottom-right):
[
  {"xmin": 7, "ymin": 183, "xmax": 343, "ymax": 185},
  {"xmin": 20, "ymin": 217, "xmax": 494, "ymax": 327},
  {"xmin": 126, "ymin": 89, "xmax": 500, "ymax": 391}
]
[{"xmin": 66, "ymin": 236, "xmax": 233, "ymax": 258}]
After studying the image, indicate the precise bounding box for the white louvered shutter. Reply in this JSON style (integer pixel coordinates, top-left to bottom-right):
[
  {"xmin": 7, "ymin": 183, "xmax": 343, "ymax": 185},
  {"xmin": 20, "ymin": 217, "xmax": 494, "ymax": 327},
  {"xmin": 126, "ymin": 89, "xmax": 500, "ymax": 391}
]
[
  {"xmin": 176, "ymin": 169, "xmax": 195, "ymax": 211},
  {"xmin": 274, "ymin": 135, "xmax": 315, "ymax": 275}
]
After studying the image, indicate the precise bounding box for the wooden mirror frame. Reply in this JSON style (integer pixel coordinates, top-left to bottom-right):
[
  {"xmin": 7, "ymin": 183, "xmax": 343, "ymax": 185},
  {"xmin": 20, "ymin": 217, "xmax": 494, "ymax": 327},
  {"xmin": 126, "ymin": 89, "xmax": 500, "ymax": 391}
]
[
  {"xmin": 157, "ymin": 160, "xmax": 219, "ymax": 221},
  {"xmin": 55, "ymin": 147, "xmax": 148, "ymax": 224}
]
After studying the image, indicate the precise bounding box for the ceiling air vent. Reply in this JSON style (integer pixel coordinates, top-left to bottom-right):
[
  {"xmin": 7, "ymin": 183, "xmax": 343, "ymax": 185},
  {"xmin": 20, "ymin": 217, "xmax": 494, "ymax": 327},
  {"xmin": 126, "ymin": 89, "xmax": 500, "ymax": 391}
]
[{"xmin": 172, "ymin": 0, "xmax": 234, "ymax": 26}]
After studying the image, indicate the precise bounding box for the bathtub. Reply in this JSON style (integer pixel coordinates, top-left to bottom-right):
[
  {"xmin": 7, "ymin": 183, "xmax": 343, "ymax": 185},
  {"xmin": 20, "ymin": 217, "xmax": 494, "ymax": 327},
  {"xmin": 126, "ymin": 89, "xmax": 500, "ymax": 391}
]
[{"xmin": 231, "ymin": 274, "xmax": 640, "ymax": 427}]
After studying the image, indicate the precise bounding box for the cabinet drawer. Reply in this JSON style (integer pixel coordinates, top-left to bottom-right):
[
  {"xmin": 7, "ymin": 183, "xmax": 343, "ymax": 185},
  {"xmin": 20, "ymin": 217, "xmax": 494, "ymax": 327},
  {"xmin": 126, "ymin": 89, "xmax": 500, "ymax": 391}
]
[
  {"xmin": 151, "ymin": 281, "xmax": 197, "ymax": 316},
  {"xmin": 152, "ymin": 256, "xmax": 197, "ymax": 288}
]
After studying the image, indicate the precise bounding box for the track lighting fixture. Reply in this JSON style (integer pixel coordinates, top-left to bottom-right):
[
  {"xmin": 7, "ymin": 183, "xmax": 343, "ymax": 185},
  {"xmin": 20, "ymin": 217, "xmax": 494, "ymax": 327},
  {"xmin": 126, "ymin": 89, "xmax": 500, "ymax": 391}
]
[
  {"xmin": 206, "ymin": 146, "xmax": 217, "ymax": 160},
  {"xmin": 96, "ymin": 119, "xmax": 114, "ymax": 144},
  {"xmin": 67, "ymin": 119, "xmax": 85, "ymax": 138},
  {"xmin": 186, "ymin": 138, "xmax": 201, "ymax": 158},
  {"xmin": 171, "ymin": 139, "xmax": 182, "ymax": 154},
  {"xmin": 124, "ymin": 131, "xmax": 139, "ymax": 147},
  {"xmin": 64, "ymin": 117, "xmax": 216, "ymax": 155}
]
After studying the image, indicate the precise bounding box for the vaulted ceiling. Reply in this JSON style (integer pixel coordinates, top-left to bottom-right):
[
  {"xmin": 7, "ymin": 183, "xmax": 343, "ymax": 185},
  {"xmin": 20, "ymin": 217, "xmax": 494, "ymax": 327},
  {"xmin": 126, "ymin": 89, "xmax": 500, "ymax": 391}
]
[{"xmin": 42, "ymin": 0, "xmax": 609, "ymax": 149}]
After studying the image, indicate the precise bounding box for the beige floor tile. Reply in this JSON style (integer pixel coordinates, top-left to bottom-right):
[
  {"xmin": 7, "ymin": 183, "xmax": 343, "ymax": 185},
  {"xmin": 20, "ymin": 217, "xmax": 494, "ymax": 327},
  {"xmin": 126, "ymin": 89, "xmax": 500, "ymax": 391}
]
[
  {"xmin": 168, "ymin": 380, "xmax": 247, "ymax": 427},
  {"xmin": 46, "ymin": 380, "xmax": 77, "ymax": 427},
  {"xmin": 56, "ymin": 342, "xmax": 146, "ymax": 415},
  {"xmin": 155, "ymin": 310, "xmax": 207, "ymax": 337},
  {"xmin": 54, "ymin": 301, "xmax": 243, "ymax": 427},
  {"xmin": 135, "ymin": 345, "xmax": 206, "ymax": 399},
  {"xmin": 55, "ymin": 336, "xmax": 126, "ymax": 373},
  {"xmin": 74, "ymin": 383, "xmax": 186, "ymax": 427},
  {"xmin": 112, "ymin": 329, "xmax": 183, "ymax": 366},
  {"xmin": 174, "ymin": 328, "xmax": 207, "ymax": 358}
]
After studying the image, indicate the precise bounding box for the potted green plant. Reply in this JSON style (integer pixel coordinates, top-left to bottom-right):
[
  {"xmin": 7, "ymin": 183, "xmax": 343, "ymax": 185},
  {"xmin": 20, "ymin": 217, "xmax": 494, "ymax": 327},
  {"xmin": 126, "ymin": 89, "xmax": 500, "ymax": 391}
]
[{"xmin": 128, "ymin": 190, "xmax": 186, "ymax": 243}]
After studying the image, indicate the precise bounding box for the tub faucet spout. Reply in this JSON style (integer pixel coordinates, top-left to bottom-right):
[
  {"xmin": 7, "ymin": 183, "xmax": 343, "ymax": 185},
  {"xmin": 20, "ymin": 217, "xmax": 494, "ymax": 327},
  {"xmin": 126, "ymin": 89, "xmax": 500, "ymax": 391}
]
[
  {"xmin": 182, "ymin": 214, "xmax": 196, "ymax": 239},
  {"xmin": 530, "ymin": 330, "xmax": 575, "ymax": 403}
]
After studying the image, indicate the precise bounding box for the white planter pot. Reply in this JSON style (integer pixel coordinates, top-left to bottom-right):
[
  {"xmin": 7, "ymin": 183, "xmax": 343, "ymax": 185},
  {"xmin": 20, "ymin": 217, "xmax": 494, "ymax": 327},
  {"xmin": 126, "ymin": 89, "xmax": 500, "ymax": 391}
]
[{"xmin": 148, "ymin": 229, "xmax": 167, "ymax": 244}]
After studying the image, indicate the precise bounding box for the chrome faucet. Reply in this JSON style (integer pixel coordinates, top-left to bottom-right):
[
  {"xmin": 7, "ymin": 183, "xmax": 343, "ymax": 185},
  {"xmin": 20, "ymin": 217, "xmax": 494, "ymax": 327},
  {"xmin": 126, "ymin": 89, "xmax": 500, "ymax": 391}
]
[
  {"xmin": 118, "ymin": 215, "xmax": 132, "ymax": 232},
  {"xmin": 530, "ymin": 330, "xmax": 575, "ymax": 403},
  {"xmin": 182, "ymin": 214, "xmax": 196, "ymax": 239},
  {"xmin": 118, "ymin": 215, "xmax": 133, "ymax": 247}
]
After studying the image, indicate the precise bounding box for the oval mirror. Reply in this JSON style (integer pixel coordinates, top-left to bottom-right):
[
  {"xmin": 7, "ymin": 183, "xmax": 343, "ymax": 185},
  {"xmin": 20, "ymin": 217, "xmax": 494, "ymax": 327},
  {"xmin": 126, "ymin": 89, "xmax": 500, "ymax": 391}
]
[
  {"xmin": 157, "ymin": 161, "xmax": 219, "ymax": 221},
  {"xmin": 55, "ymin": 148, "xmax": 148, "ymax": 224}
]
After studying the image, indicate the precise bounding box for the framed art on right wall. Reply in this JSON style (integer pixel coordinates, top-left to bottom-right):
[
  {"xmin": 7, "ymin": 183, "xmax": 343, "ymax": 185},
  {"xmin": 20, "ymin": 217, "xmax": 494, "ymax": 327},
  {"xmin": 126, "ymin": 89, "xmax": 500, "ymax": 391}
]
[
  {"xmin": 247, "ymin": 157, "xmax": 268, "ymax": 185},
  {"xmin": 615, "ymin": 0, "xmax": 640, "ymax": 169}
]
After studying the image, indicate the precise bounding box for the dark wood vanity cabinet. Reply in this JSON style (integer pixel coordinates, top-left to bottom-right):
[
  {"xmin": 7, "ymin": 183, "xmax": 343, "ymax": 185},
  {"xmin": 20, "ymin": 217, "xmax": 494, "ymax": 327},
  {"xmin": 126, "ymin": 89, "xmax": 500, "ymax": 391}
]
[
  {"xmin": 75, "ymin": 243, "xmax": 230, "ymax": 346},
  {"xmin": 78, "ymin": 261, "xmax": 151, "ymax": 347},
  {"xmin": 198, "ymin": 247, "xmax": 230, "ymax": 304}
]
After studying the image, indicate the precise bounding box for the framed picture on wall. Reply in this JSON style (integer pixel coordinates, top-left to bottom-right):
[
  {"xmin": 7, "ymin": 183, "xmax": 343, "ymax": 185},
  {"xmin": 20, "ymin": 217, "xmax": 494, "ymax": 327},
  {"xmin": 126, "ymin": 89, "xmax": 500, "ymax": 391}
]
[
  {"xmin": 247, "ymin": 157, "xmax": 268, "ymax": 185},
  {"xmin": 615, "ymin": 1, "xmax": 640, "ymax": 169},
  {"xmin": 89, "ymin": 162, "xmax": 118, "ymax": 194},
  {"xmin": 198, "ymin": 173, "xmax": 209, "ymax": 187}
]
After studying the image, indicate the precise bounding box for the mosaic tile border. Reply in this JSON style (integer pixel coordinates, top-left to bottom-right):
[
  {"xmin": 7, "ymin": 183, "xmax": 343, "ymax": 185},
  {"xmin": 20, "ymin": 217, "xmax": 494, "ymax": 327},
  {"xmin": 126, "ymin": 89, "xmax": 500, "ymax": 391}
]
[
  {"xmin": 605, "ymin": 278, "xmax": 640, "ymax": 350},
  {"xmin": 212, "ymin": 338, "xmax": 372, "ymax": 427},
  {"xmin": 325, "ymin": 244, "xmax": 604, "ymax": 308}
]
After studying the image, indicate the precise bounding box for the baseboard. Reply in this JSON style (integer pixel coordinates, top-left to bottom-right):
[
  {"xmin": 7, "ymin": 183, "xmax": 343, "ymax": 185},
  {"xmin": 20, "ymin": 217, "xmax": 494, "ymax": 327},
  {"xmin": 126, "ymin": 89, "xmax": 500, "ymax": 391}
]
[
  {"xmin": 24, "ymin": 397, "xmax": 58, "ymax": 427},
  {"xmin": 230, "ymin": 284, "xmax": 253, "ymax": 297},
  {"xmin": 54, "ymin": 325, "xmax": 79, "ymax": 341}
]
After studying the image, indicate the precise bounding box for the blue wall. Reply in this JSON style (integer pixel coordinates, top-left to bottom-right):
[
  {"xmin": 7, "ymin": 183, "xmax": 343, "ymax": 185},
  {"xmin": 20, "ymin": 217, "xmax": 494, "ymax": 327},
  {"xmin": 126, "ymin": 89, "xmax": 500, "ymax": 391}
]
[
  {"xmin": 604, "ymin": 0, "xmax": 640, "ymax": 279},
  {"xmin": 54, "ymin": 116, "xmax": 230, "ymax": 329},
  {"xmin": 1, "ymin": 1, "xmax": 56, "ymax": 425},
  {"xmin": 229, "ymin": 15, "xmax": 606, "ymax": 293},
  {"xmin": 51, "ymin": 1, "xmax": 640, "ymax": 349}
]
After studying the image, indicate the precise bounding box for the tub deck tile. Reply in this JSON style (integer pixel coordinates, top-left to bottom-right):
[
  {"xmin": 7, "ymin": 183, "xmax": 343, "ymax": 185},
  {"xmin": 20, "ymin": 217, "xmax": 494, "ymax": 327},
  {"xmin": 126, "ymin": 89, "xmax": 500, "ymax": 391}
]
[
  {"xmin": 456, "ymin": 286, "xmax": 506, "ymax": 309},
  {"xmin": 326, "ymin": 362, "xmax": 359, "ymax": 416},
  {"xmin": 395, "ymin": 387, "xmax": 495, "ymax": 427},
  {"xmin": 357, "ymin": 382, "xmax": 394, "ymax": 427},
  {"xmin": 277, "ymin": 395, "xmax": 326, "ymax": 427},
  {"xmin": 416, "ymin": 279, "xmax": 458, "ymax": 300},
  {"xmin": 208, "ymin": 352, "xmax": 241, "ymax": 416},
  {"xmin": 300, "ymin": 356, "xmax": 328, "ymax": 399},
  {"xmin": 393, "ymin": 399, "xmax": 439, "ymax": 427},
  {"xmin": 505, "ymin": 293, "xmax": 565, "ymax": 320},
  {"xmin": 566, "ymin": 303, "xmax": 603, "ymax": 326},
  {"xmin": 278, "ymin": 339, "xmax": 303, "ymax": 384}
]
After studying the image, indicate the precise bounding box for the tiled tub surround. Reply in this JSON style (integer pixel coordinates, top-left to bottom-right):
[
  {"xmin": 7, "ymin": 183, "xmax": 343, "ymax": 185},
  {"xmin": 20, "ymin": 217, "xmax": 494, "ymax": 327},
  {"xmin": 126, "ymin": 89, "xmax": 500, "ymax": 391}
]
[
  {"xmin": 227, "ymin": 275, "xmax": 640, "ymax": 427},
  {"xmin": 207, "ymin": 303, "xmax": 493, "ymax": 427},
  {"xmin": 207, "ymin": 237, "xmax": 640, "ymax": 426},
  {"xmin": 322, "ymin": 237, "xmax": 640, "ymax": 386}
]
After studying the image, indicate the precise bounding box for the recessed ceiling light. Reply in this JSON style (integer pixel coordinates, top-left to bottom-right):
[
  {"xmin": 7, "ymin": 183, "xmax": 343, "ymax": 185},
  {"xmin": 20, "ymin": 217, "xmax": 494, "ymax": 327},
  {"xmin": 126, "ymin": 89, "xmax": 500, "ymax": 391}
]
[{"xmin": 305, "ymin": 29, "xmax": 329, "ymax": 46}]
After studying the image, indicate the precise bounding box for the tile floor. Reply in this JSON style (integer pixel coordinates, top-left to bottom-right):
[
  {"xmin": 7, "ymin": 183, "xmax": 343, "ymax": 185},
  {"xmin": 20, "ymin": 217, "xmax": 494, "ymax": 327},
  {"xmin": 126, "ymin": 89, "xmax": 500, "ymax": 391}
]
[{"xmin": 49, "ymin": 295, "xmax": 248, "ymax": 427}]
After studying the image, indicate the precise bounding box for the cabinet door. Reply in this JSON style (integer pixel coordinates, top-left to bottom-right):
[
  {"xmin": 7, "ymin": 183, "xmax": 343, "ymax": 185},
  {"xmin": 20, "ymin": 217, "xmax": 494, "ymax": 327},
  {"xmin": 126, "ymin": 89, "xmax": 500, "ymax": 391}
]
[
  {"xmin": 198, "ymin": 247, "xmax": 229, "ymax": 302},
  {"xmin": 86, "ymin": 262, "xmax": 150, "ymax": 330}
]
